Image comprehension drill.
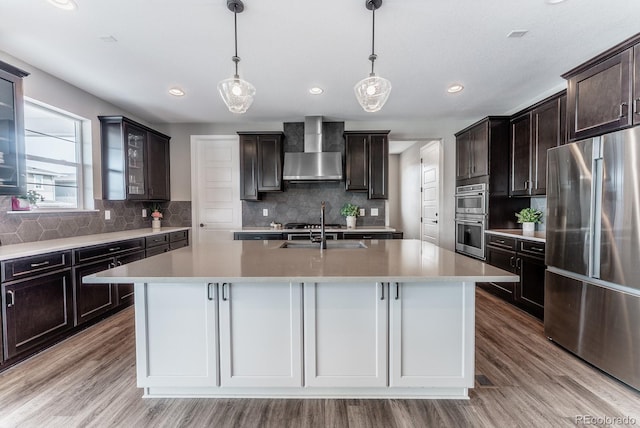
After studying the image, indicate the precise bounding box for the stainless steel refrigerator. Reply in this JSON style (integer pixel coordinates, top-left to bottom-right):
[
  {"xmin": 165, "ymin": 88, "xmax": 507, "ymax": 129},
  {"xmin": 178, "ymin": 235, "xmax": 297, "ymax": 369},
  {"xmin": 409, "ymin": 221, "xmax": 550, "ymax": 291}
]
[{"xmin": 546, "ymin": 127, "xmax": 640, "ymax": 391}]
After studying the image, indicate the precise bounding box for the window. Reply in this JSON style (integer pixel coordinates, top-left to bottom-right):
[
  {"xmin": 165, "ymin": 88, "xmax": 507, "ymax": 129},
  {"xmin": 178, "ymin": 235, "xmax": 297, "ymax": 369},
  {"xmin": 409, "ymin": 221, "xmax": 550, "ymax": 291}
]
[{"xmin": 24, "ymin": 102, "xmax": 84, "ymax": 209}]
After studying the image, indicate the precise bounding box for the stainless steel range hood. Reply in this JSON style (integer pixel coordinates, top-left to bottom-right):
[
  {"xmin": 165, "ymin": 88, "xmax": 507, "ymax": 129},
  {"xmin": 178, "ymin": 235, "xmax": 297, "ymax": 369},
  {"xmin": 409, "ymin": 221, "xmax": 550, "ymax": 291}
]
[{"xmin": 282, "ymin": 116, "xmax": 343, "ymax": 181}]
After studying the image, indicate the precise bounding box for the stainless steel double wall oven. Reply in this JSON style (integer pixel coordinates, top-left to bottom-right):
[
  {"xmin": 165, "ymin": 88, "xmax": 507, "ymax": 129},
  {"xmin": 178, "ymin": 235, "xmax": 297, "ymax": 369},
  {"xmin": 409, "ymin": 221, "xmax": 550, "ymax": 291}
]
[{"xmin": 455, "ymin": 183, "xmax": 487, "ymax": 259}]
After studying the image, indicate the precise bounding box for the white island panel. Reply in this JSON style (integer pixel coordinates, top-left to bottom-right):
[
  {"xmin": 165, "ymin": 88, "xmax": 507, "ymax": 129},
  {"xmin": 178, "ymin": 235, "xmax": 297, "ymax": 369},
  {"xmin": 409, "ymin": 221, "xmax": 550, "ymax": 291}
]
[
  {"xmin": 390, "ymin": 282, "xmax": 474, "ymax": 388},
  {"xmin": 304, "ymin": 282, "xmax": 388, "ymax": 387},
  {"xmin": 135, "ymin": 282, "xmax": 218, "ymax": 388},
  {"xmin": 219, "ymin": 282, "xmax": 303, "ymax": 387}
]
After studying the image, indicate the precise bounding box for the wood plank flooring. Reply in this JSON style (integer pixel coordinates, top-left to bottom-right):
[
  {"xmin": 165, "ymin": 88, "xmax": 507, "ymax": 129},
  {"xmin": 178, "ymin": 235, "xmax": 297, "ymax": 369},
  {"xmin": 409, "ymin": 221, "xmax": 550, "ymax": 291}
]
[{"xmin": 1, "ymin": 288, "xmax": 639, "ymax": 427}]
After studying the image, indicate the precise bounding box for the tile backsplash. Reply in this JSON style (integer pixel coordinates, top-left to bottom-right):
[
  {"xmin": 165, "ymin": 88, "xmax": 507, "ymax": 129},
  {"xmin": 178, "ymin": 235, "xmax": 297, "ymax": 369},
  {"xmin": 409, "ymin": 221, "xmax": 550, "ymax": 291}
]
[
  {"xmin": 0, "ymin": 197, "xmax": 191, "ymax": 245},
  {"xmin": 242, "ymin": 182, "xmax": 385, "ymax": 227},
  {"xmin": 530, "ymin": 197, "xmax": 547, "ymax": 231}
]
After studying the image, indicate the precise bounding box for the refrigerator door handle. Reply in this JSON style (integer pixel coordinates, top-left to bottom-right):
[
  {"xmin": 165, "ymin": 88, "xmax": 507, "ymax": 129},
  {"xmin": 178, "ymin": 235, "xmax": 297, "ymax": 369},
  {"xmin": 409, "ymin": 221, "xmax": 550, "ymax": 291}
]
[{"xmin": 591, "ymin": 156, "xmax": 603, "ymax": 279}]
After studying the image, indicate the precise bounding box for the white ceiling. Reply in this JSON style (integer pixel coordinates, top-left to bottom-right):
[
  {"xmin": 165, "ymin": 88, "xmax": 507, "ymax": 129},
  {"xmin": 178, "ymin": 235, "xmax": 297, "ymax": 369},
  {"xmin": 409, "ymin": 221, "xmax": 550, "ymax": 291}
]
[{"xmin": 2, "ymin": 0, "xmax": 640, "ymax": 129}]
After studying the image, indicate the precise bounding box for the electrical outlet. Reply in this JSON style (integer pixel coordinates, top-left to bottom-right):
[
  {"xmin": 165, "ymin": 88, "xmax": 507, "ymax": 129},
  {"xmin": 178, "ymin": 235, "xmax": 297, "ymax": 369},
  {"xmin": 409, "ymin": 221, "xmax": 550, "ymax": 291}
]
[
  {"xmin": 263, "ymin": 208, "xmax": 269, "ymax": 217},
  {"xmin": 359, "ymin": 208, "xmax": 365, "ymax": 217},
  {"xmin": 142, "ymin": 209, "xmax": 147, "ymax": 218},
  {"xmin": 104, "ymin": 210, "xmax": 111, "ymax": 220},
  {"xmin": 371, "ymin": 208, "xmax": 379, "ymax": 216}
]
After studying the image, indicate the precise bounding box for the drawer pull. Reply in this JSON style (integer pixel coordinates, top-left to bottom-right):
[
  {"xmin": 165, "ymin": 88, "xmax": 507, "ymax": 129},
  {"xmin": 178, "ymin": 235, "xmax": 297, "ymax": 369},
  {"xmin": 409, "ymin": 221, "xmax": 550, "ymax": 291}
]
[
  {"xmin": 362, "ymin": 235, "xmax": 372, "ymax": 239},
  {"xmin": 108, "ymin": 247, "xmax": 121, "ymax": 252},
  {"xmin": 496, "ymin": 239, "xmax": 505, "ymax": 244},
  {"xmin": 30, "ymin": 261, "xmax": 50, "ymax": 268},
  {"xmin": 530, "ymin": 247, "xmax": 544, "ymax": 252}
]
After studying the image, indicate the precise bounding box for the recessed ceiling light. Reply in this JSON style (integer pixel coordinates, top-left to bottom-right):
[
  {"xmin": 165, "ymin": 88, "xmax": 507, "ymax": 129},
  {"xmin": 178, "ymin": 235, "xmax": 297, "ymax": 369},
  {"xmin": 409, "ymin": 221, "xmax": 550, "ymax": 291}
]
[
  {"xmin": 46, "ymin": 0, "xmax": 78, "ymax": 10},
  {"xmin": 447, "ymin": 84, "xmax": 464, "ymax": 94},
  {"xmin": 507, "ymin": 30, "xmax": 529, "ymax": 38},
  {"xmin": 168, "ymin": 88, "xmax": 185, "ymax": 97},
  {"xmin": 546, "ymin": 0, "xmax": 567, "ymax": 4},
  {"xmin": 309, "ymin": 87, "xmax": 324, "ymax": 95}
]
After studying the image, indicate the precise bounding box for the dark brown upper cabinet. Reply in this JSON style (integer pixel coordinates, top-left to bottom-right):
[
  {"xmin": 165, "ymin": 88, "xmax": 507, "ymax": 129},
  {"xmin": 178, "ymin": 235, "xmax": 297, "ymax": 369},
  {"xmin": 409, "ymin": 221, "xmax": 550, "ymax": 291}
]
[
  {"xmin": 455, "ymin": 117, "xmax": 510, "ymax": 196},
  {"xmin": 99, "ymin": 116, "xmax": 171, "ymax": 201},
  {"xmin": 0, "ymin": 61, "xmax": 29, "ymax": 196},
  {"xmin": 344, "ymin": 131, "xmax": 389, "ymax": 199},
  {"xmin": 563, "ymin": 33, "xmax": 640, "ymax": 140},
  {"xmin": 238, "ymin": 132, "xmax": 283, "ymax": 200},
  {"xmin": 510, "ymin": 92, "xmax": 566, "ymax": 196}
]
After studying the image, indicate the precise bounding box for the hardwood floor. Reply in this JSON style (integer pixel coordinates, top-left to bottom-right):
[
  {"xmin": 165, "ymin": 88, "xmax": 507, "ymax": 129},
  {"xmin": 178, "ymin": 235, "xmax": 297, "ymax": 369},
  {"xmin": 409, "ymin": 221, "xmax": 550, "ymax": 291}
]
[{"xmin": 1, "ymin": 288, "xmax": 639, "ymax": 427}]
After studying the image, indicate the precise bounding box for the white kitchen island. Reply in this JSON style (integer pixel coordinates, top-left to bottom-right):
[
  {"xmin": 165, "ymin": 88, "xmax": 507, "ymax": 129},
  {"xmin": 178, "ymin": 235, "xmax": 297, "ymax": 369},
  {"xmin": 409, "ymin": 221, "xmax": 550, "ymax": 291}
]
[{"xmin": 85, "ymin": 239, "xmax": 517, "ymax": 399}]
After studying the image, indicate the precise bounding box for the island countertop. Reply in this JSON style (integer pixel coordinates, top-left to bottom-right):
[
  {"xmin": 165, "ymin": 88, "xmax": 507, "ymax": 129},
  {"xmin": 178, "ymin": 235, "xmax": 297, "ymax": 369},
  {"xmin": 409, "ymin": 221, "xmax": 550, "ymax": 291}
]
[{"xmin": 85, "ymin": 239, "xmax": 518, "ymax": 283}]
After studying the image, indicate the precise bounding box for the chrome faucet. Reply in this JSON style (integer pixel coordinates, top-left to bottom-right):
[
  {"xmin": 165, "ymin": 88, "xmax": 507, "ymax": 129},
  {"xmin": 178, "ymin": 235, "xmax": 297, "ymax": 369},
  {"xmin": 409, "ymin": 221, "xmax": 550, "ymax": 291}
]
[{"xmin": 320, "ymin": 201, "xmax": 327, "ymax": 249}]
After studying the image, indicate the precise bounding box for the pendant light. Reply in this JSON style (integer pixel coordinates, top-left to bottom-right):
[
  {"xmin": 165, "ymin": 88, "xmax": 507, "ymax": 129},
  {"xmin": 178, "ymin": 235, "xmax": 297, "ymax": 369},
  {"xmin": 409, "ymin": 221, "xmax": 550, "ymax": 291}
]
[
  {"xmin": 218, "ymin": 0, "xmax": 255, "ymax": 114},
  {"xmin": 354, "ymin": 0, "xmax": 392, "ymax": 113}
]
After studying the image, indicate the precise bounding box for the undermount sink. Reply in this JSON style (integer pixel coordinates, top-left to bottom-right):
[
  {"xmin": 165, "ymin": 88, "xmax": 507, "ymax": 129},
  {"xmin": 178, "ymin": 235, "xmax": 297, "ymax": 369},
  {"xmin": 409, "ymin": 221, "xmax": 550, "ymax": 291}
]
[{"xmin": 279, "ymin": 241, "xmax": 368, "ymax": 249}]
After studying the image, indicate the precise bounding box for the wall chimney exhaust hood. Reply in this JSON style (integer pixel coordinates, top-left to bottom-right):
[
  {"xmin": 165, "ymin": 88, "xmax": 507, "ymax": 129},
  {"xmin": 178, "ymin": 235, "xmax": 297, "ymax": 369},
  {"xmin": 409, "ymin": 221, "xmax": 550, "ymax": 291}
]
[{"xmin": 282, "ymin": 116, "xmax": 343, "ymax": 181}]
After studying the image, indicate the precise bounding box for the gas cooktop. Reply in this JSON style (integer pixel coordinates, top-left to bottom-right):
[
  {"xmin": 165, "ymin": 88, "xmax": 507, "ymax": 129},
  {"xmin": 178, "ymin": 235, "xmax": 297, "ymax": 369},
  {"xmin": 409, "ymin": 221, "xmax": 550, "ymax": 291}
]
[{"xmin": 284, "ymin": 223, "xmax": 343, "ymax": 230}]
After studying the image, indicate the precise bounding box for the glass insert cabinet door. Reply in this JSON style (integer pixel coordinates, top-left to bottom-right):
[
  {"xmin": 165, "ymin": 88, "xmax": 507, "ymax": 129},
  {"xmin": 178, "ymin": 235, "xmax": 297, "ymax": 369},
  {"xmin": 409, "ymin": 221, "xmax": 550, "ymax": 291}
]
[
  {"xmin": 125, "ymin": 123, "xmax": 146, "ymax": 197},
  {"xmin": 0, "ymin": 63, "xmax": 28, "ymax": 195}
]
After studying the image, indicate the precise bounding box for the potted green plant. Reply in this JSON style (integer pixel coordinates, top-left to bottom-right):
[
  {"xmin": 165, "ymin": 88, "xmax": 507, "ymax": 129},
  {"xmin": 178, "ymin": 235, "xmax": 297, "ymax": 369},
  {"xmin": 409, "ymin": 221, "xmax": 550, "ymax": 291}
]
[
  {"xmin": 149, "ymin": 203, "xmax": 163, "ymax": 230},
  {"xmin": 11, "ymin": 190, "xmax": 44, "ymax": 211},
  {"xmin": 340, "ymin": 202, "xmax": 359, "ymax": 229},
  {"xmin": 515, "ymin": 208, "xmax": 543, "ymax": 233}
]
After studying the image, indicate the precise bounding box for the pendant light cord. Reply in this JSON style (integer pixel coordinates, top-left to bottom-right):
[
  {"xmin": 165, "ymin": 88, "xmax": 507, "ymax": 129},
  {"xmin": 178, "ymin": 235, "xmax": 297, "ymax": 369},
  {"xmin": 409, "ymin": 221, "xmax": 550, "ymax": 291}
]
[
  {"xmin": 233, "ymin": 5, "xmax": 239, "ymax": 77},
  {"xmin": 369, "ymin": 3, "xmax": 377, "ymax": 75}
]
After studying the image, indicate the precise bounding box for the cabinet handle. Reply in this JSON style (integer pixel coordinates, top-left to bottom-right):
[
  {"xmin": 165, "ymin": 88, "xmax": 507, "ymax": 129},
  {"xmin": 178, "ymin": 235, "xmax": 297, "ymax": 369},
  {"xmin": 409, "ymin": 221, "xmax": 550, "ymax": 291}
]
[
  {"xmin": 7, "ymin": 290, "xmax": 15, "ymax": 307},
  {"xmin": 509, "ymin": 256, "xmax": 515, "ymax": 268},
  {"xmin": 207, "ymin": 283, "xmax": 215, "ymax": 301},
  {"xmin": 30, "ymin": 261, "xmax": 50, "ymax": 268},
  {"xmin": 634, "ymin": 98, "xmax": 640, "ymax": 114},
  {"xmin": 222, "ymin": 283, "xmax": 228, "ymax": 301},
  {"xmin": 524, "ymin": 180, "xmax": 529, "ymax": 190},
  {"xmin": 108, "ymin": 247, "xmax": 121, "ymax": 252},
  {"xmin": 362, "ymin": 235, "xmax": 372, "ymax": 239},
  {"xmin": 619, "ymin": 103, "xmax": 628, "ymax": 118},
  {"xmin": 394, "ymin": 282, "xmax": 400, "ymax": 300},
  {"xmin": 516, "ymin": 258, "xmax": 522, "ymax": 269},
  {"xmin": 380, "ymin": 282, "xmax": 385, "ymax": 300},
  {"xmin": 530, "ymin": 247, "xmax": 544, "ymax": 252},
  {"xmin": 117, "ymin": 261, "xmax": 123, "ymax": 266}
]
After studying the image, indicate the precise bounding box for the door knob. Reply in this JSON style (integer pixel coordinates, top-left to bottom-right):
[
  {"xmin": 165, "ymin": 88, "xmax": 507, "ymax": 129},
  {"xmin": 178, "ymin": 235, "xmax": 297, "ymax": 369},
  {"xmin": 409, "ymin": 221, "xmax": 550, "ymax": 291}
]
[{"xmin": 200, "ymin": 223, "xmax": 204, "ymax": 227}]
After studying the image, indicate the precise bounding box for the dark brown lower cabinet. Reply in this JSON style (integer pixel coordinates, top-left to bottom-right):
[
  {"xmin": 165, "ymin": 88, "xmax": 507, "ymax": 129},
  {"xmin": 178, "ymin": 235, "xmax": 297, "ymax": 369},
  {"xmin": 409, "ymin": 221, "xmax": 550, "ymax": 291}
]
[
  {"xmin": 3, "ymin": 269, "xmax": 73, "ymax": 359},
  {"xmin": 114, "ymin": 251, "xmax": 146, "ymax": 306},
  {"xmin": 482, "ymin": 233, "xmax": 546, "ymax": 319},
  {"xmin": 73, "ymin": 249, "xmax": 146, "ymax": 325},
  {"xmin": 73, "ymin": 259, "xmax": 116, "ymax": 326}
]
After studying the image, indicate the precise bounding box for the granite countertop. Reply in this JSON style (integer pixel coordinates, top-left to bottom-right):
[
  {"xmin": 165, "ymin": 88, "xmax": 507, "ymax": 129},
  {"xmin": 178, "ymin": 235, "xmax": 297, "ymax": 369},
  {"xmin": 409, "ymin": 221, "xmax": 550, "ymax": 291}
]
[
  {"xmin": 235, "ymin": 226, "xmax": 397, "ymax": 233},
  {"xmin": 486, "ymin": 229, "xmax": 546, "ymax": 243},
  {"xmin": 0, "ymin": 227, "xmax": 191, "ymax": 261},
  {"xmin": 85, "ymin": 239, "xmax": 518, "ymax": 284}
]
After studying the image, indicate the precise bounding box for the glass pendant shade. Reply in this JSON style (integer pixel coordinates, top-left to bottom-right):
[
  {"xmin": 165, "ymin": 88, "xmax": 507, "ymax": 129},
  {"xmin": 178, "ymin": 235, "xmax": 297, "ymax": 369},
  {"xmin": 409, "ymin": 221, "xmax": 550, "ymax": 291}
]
[
  {"xmin": 217, "ymin": 76, "xmax": 256, "ymax": 114},
  {"xmin": 354, "ymin": 73, "xmax": 392, "ymax": 113}
]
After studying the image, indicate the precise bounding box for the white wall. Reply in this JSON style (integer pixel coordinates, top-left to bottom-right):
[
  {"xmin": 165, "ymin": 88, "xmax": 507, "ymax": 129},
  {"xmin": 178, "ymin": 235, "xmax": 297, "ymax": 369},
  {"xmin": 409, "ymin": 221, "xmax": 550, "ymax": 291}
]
[{"xmin": 386, "ymin": 154, "xmax": 400, "ymax": 228}]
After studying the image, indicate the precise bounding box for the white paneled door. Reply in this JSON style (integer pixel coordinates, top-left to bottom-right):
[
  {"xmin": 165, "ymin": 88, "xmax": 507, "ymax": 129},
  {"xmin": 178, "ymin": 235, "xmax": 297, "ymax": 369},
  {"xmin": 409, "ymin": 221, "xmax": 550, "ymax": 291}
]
[
  {"xmin": 191, "ymin": 135, "xmax": 241, "ymax": 244},
  {"xmin": 421, "ymin": 141, "xmax": 440, "ymax": 245}
]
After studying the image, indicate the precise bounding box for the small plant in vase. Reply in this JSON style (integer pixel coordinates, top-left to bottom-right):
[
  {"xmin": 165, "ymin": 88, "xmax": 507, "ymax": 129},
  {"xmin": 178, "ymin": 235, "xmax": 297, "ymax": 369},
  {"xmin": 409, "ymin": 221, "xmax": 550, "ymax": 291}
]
[
  {"xmin": 515, "ymin": 208, "xmax": 542, "ymax": 233},
  {"xmin": 149, "ymin": 204, "xmax": 163, "ymax": 230},
  {"xmin": 11, "ymin": 190, "xmax": 44, "ymax": 211},
  {"xmin": 340, "ymin": 202, "xmax": 359, "ymax": 229}
]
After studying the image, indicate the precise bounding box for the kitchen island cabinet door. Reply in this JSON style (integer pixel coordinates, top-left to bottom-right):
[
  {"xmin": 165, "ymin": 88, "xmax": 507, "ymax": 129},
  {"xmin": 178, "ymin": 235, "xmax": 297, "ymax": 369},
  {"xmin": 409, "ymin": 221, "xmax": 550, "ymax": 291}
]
[
  {"xmin": 218, "ymin": 282, "xmax": 302, "ymax": 387},
  {"xmin": 135, "ymin": 283, "xmax": 218, "ymax": 388},
  {"xmin": 304, "ymin": 282, "xmax": 388, "ymax": 387},
  {"xmin": 389, "ymin": 282, "xmax": 474, "ymax": 388}
]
